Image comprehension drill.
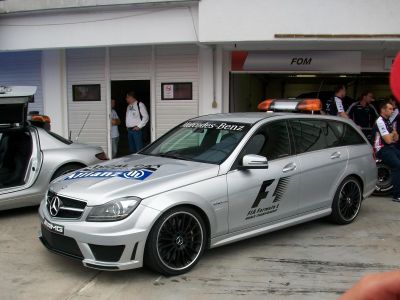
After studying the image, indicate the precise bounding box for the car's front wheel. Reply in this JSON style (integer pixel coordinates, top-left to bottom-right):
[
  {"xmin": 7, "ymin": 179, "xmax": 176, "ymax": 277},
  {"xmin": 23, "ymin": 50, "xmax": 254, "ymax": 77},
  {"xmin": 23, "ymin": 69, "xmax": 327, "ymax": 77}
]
[
  {"xmin": 330, "ymin": 177, "xmax": 362, "ymax": 225},
  {"xmin": 145, "ymin": 207, "xmax": 206, "ymax": 276}
]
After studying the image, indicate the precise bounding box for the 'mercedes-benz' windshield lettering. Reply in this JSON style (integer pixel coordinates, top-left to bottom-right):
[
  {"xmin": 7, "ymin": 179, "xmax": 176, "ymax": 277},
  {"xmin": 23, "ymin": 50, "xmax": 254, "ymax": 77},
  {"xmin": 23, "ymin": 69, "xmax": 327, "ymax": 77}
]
[
  {"xmin": 141, "ymin": 121, "xmax": 251, "ymax": 164},
  {"xmin": 181, "ymin": 121, "xmax": 246, "ymax": 131}
]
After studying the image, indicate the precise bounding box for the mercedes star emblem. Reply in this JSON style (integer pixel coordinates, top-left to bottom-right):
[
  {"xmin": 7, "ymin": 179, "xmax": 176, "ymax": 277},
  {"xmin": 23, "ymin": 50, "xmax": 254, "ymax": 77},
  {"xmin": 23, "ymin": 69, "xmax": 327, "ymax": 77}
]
[{"xmin": 49, "ymin": 196, "xmax": 62, "ymax": 217}]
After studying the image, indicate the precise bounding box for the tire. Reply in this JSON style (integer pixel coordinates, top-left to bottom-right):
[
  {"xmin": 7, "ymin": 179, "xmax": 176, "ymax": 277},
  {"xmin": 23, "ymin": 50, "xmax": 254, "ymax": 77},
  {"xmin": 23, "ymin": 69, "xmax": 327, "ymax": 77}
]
[
  {"xmin": 50, "ymin": 163, "xmax": 84, "ymax": 181},
  {"xmin": 372, "ymin": 162, "xmax": 393, "ymax": 196},
  {"xmin": 330, "ymin": 177, "xmax": 362, "ymax": 225},
  {"xmin": 144, "ymin": 207, "xmax": 207, "ymax": 276}
]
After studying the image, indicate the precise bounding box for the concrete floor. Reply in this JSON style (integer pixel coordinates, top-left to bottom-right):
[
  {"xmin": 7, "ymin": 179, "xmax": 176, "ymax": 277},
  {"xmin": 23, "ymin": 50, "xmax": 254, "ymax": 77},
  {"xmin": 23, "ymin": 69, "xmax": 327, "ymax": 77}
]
[{"xmin": 0, "ymin": 196, "xmax": 399, "ymax": 300}]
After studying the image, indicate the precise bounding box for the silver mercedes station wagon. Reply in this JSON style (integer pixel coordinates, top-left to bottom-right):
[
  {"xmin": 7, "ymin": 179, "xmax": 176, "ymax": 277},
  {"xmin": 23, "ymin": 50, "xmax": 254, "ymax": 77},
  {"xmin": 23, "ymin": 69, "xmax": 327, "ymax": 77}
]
[{"xmin": 39, "ymin": 99, "xmax": 377, "ymax": 275}]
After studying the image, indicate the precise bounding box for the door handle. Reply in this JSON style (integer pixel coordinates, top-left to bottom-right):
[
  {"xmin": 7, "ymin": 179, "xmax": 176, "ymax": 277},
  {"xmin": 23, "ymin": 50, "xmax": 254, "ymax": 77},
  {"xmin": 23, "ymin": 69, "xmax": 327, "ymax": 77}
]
[
  {"xmin": 282, "ymin": 163, "xmax": 296, "ymax": 173},
  {"xmin": 330, "ymin": 151, "xmax": 341, "ymax": 159}
]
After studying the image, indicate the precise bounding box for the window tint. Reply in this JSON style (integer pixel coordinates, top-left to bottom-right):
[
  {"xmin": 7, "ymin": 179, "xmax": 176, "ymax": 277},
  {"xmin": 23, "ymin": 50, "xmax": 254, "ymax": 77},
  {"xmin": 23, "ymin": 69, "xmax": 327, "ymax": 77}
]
[
  {"xmin": 290, "ymin": 119, "xmax": 366, "ymax": 154},
  {"xmin": 240, "ymin": 121, "xmax": 291, "ymax": 161},
  {"xmin": 290, "ymin": 120, "xmax": 327, "ymax": 153},
  {"xmin": 340, "ymin": 124, "xmax": 366, "ymax": 146},
  {"xmin": 342, "ymin": 124, "xmax": 366, "ymax": 145},
  {"xmin": 328, "ymin": 121, "xmax": 366, "ymax": 146}
]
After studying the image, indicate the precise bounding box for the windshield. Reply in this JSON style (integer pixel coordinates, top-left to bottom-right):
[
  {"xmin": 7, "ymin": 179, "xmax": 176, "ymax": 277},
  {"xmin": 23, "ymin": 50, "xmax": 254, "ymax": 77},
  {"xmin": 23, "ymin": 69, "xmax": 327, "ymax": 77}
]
[{"xmin": 141, "ymin": 121, "xmax": 251, "ymax": 164}]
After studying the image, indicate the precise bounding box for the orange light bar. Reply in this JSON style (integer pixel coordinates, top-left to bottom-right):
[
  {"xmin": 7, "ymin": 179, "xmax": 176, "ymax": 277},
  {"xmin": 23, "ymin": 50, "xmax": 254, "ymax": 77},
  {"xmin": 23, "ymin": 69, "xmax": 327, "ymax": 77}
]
[
  {"xmin": 257, "ymin": 99, "xmax": 274, "ymax": 111},
  {"xmin": 31, "ymin": 115, "xmax": 51, "ymax": 123},
  {"xmin": 297, "ymin": 99, "xmax": 322, "ymax": 111}
]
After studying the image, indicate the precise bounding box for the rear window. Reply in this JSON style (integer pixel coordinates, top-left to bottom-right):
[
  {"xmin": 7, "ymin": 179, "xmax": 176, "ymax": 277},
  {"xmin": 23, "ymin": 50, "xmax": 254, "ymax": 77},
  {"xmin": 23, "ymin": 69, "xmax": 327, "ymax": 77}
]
[
  {"xmin": 289, "ymin": 119, "xmax": 366, "ymax": 154},
  {"xmin": 329, "ymin": 121, "xmax": 366, "ymax": 146}
]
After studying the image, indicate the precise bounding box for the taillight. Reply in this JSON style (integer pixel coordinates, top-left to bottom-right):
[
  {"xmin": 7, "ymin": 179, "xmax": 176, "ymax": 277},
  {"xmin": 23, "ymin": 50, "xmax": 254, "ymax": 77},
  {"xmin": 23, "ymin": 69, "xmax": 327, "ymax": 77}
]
[{"xmin": 95, "ymin": 152, "xmax": 108, "ymax": 160}]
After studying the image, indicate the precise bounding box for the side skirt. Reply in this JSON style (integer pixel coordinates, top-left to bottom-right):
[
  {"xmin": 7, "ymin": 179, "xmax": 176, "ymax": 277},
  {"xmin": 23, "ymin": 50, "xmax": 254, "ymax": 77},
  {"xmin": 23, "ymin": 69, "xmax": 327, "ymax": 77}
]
[{"xmin": 210, "ymin": 208, "xmax": 332, "ymax": 248}]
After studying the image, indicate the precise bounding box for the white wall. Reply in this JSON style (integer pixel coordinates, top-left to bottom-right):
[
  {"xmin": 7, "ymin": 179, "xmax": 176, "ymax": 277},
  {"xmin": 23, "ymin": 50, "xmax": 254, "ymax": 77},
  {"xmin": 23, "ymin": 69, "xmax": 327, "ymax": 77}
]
[
  {"xmin": 110, "ymin": 46, "xmax": 152, "ymax": 80},
  {"xmin": 66, "ymin": 48, "xmax": 108, "ymax": 153},
  {"xmin": 199, "ymin": 0, "xmax": 400, "ymax": 42},
  {"xmin": 155, "ymin": 45, "xmax": 199, "ymax": 137},
  {"xmin": 41, "ymin": 50, "xmax": 68, "ymax": 137},
  {"xmin": 0, "ymin": 6, "xmax": 198, "ymax": 51},
  {"xmin": 0, "ymin": 51, "xmax": 43, "ymax": 113}
]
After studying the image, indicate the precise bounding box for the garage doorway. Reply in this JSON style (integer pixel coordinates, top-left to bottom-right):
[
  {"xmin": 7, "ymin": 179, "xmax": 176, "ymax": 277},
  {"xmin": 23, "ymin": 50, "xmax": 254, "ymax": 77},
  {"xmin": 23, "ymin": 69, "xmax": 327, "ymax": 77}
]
[
  {"xmin": 111, "ymin": 80, "xmax": 151, "ymax": 157},
  {"xmin": 230, "ymin": 73, "xmax": 391, "ymax": 113}
]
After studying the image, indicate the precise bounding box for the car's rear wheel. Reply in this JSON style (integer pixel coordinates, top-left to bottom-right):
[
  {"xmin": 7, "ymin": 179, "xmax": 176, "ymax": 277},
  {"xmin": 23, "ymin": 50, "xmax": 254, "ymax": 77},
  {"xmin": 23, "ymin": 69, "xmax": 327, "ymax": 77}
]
[
  {"xmin": 373, "ymin": 162, "xmax": 393, "ymax": 196},
  {"xmin": 145, "ymin": 207, "xmax": 206, "ymax": 276},
  {"xmin": 50, "ymin": 163, "xmax": 84, "ymax": 181},
  {"xmin": 330, "ymin": 177, "xmax": 362, "ymax": 224}
]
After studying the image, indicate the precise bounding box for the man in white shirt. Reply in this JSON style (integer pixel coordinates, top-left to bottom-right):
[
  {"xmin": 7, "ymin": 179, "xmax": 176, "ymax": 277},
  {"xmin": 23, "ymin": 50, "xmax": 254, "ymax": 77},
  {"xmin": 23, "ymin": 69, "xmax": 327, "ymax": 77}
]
[
  {"xmin": 110, "ymin": 99, "xmax": 120, "ymax": 158},
  {"xmin": 125, "ymin": 91, "xmax": 149, "ymax": 153}
]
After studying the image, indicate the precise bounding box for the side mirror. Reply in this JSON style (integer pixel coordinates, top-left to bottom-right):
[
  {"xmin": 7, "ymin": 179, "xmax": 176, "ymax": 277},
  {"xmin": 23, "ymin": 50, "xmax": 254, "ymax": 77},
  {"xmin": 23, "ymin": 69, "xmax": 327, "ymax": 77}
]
[{"xmin": 239, "ymin": 154, "xmax": 269, "ymax": 170}]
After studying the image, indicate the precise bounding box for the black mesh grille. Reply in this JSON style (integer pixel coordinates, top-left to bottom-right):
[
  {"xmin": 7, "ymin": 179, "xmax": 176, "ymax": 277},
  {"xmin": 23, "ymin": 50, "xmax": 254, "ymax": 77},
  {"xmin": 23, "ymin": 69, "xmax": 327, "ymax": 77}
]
[
  {"xmin": 46, "ymin": 190, "xmax": 86, "ymax": 219},
  {"xmin": 40, "ymin": 225, "xmax": 83, "ymax": 260},
  {"xmin": 88, "ymin": 244, "xmax": 125, "ymax": 262}
]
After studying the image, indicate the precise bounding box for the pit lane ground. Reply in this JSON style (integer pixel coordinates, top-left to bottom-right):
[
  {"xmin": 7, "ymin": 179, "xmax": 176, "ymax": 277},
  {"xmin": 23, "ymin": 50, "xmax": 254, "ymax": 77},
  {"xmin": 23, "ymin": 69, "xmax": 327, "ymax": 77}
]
[{"xmin": 0, "ymin": 196, "xmax": 399, "ymax": 300}]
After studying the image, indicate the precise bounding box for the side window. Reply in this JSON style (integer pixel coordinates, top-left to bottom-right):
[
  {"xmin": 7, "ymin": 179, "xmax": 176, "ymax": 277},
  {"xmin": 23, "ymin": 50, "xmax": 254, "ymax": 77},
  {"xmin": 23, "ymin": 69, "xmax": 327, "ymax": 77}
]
[
  {"xmin": 260, "ymin": 121, "xmax": 291, "ymax": 160},
  {"xmin": 242, "ymin": 121, "xmax": 291, "ymax": 160},
  {"xmin": 328, "ymin": 121, "xmax": 366, "ymax": 145},
  {"xmin": 232, "ymin": 121, "xmax": 291, "ymax": 169},
  {"xmin": 341, "ymin": 124, "xmax": 367, "ymax": 145},
  {"xmin": 325, "ymin": 122, "xmax": 341, "ymax": 148},
  {"xmin": 290, "ymin": 120, "xmax": 327, "ymax": 154}
]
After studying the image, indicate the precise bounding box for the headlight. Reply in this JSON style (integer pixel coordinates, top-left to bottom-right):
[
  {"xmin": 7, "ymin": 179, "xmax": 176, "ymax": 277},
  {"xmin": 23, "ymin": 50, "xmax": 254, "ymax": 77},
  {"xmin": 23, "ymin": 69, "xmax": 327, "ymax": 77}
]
[{"xmin": 86, "ymin": 197, "xmax": 141, "ymax": 222}]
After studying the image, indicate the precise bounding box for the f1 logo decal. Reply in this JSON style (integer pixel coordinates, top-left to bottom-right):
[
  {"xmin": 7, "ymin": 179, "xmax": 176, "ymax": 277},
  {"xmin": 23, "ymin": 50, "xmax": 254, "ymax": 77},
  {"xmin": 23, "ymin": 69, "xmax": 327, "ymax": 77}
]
[{"xmin": 251, "ymin": 179, "xmax": 276, "ymax": 208}]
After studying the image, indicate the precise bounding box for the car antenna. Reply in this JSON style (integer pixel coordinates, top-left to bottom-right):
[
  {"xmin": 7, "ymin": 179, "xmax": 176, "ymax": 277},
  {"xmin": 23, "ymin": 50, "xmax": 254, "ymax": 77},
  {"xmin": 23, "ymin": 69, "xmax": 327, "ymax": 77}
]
[{"xmin": 75, "ymin": 112, "xmax": 90, "ymax": 142}]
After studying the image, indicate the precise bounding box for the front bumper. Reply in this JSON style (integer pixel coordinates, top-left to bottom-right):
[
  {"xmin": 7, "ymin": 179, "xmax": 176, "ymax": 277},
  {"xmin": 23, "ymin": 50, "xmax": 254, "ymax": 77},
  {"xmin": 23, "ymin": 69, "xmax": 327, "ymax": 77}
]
[{"xmin": 38, "ymin": 200, "xmax": 160, "ymax": 271}]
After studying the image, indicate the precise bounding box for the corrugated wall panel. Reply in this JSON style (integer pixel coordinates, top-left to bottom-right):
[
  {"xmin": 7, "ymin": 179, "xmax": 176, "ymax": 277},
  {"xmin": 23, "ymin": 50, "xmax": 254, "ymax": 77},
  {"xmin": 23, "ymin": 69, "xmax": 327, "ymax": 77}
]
[
  {"xmin": 110, "ymin": 46, "xmax": 151, "ymax": 80},
  {"xmin": 66, "ymin": 48, "xmax": 108, "ymax": 154},
  {"xmin": 0, "ymin": 51, "xmax": 43, "ymax": 113},
  {"xmin": 155, "ymin": 45, "xmax": 199, "ymax": 137}
]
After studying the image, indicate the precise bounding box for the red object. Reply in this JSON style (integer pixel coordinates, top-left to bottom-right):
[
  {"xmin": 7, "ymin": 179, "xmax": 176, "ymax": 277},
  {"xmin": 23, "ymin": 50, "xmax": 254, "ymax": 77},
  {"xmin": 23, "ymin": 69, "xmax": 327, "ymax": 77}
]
[
  {"xmin": 390, "ymin": 53, "xmax": 400, "ymax": 103},
  {"xmin": 231, "ymin": 51, "xmax": 248, "ymax": 71}
]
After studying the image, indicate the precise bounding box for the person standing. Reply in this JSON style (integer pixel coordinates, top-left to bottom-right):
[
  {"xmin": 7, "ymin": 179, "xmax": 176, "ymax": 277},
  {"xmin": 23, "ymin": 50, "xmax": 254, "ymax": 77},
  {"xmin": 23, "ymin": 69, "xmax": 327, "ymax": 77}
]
[
  {"xmin": 389, "ymin": 96, "xmax": 399, "ymax": 127},
  {"xmin": 389, "ymin": 96, "xmax": 400, "ymax": 150},
  {"xmin": 110, "ymin": 98, "xmax": 120, "ymax": 158},
  {"xmin": 372, "ymin": 99, "xmax": 400, "ymax": 202},
  {"xmin": 325, "ymin": 84, "xmax": 349, "ymax": 118},
  {"xmin": 125, "ymin": 91, "xmax": 149, "ymax": 153},
  {"xmin": 347, "ymin": 90, "xmax": 378, "ymax": 138}
]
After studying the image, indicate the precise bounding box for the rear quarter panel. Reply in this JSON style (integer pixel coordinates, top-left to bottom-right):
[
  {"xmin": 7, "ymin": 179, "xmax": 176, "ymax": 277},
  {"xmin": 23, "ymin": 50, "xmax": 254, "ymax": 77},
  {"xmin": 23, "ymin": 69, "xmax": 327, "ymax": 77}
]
[{"xmin": 346, "ymin": 144, "xmax": 377, "ymax": 198}]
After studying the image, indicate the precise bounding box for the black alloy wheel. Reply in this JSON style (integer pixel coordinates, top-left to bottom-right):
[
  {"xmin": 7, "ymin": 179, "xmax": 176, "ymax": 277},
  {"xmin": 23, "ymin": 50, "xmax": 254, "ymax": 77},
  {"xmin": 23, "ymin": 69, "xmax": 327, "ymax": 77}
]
[
  {"xmin": 145, "ymin": 207, "xmax": 206, "ymax": 276},
  {"xmin": 373, "ymin": 162, "xmax": 393, "ymax": 196},
  {"xmin": 330, "ymin": 177, "xmax": 362, "ymax": 224}
]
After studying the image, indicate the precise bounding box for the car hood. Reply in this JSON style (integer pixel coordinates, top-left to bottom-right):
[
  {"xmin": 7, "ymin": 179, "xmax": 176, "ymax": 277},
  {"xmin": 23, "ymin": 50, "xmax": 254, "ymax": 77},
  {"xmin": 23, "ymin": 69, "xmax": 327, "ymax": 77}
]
[{"xmin": 50, "ymin": 154, "xmax": 220, "ymax": 206}]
